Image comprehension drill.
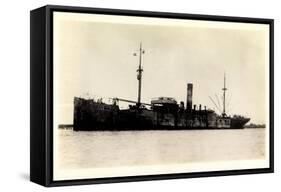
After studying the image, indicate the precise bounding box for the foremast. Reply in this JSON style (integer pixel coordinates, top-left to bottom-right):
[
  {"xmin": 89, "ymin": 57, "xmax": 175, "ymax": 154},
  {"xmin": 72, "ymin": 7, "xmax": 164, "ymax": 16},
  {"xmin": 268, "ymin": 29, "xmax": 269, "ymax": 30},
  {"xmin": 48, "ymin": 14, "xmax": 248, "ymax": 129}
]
[
  {"xmin": 222, "ymin": 73, "xmax": 227, "ymax": 117},
  {"xmin": 134, "ymin": 43, "xmax": 145, "ymax": 107}
]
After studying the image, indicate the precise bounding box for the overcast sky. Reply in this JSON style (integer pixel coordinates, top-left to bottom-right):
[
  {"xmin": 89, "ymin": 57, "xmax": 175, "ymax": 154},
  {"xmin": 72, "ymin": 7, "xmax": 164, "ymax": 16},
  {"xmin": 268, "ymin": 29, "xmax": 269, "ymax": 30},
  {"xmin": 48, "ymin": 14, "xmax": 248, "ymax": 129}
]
[{"xmin": 53, "ymin": 12, "xmax": 269, "ymax": 124}]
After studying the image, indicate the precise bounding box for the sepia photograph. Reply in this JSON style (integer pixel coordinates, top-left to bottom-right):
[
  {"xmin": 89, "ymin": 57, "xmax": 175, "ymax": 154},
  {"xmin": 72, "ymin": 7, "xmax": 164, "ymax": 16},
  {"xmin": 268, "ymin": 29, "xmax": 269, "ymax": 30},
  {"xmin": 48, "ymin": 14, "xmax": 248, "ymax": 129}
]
[{"xmin": 52, "ymin": 10, "xmax": 271, "ymax": 181}]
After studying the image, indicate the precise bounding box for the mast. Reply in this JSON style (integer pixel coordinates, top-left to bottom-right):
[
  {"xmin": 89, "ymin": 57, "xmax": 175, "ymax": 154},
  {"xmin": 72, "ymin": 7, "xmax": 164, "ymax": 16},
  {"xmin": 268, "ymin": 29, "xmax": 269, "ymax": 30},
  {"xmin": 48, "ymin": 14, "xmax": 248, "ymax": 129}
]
[
  {"xmin": 135, "ymin": 42, "xmax": 145, "ymax": 107},
  {"xmin": 222, "ymin": 73, "xmax": 227, "ymax": 116}
]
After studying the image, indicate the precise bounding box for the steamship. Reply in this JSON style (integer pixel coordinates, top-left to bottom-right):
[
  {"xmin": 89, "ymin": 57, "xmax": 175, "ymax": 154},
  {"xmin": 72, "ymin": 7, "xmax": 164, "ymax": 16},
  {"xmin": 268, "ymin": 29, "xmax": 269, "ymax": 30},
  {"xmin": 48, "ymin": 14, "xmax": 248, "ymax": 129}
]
[{"xmin": 73, "ymin": 44, "xmax": 250, "ymax": 131}]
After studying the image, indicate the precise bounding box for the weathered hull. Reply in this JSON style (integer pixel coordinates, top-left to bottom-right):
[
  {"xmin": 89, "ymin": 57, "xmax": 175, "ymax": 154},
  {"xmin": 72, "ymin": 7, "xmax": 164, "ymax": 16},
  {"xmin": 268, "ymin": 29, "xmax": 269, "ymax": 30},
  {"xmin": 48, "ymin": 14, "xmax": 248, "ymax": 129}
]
[{"xmin": 73, "ymin": 97, "xmax": 250, "ymax": 131}]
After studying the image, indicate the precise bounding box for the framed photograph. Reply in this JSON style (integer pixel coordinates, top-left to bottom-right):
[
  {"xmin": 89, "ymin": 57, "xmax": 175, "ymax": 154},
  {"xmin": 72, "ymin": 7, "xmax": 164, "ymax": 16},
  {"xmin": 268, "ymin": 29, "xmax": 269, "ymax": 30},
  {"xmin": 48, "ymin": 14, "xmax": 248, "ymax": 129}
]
[{"xmin": 30, "ymin": 5, "xmax": 274, "ymax": 187}]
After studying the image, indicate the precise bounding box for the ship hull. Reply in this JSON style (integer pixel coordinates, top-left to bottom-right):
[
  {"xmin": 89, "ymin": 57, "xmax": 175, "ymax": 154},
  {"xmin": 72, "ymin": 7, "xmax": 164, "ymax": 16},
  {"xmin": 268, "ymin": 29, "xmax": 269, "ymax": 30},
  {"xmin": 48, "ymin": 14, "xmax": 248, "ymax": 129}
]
[
  {"xmin": 230, "ymin": 117, "xmax": 250, "ymax": 129},
  {"xmin": 73, "ymin": 97, "xmax": 250, "ymax": 131}
]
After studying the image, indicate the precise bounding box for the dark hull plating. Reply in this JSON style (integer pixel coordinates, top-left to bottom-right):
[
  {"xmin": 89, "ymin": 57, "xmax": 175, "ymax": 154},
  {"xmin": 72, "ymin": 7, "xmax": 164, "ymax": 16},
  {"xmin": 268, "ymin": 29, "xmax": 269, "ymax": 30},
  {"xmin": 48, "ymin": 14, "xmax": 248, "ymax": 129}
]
[{"xmin": 73, "ymin": 97, "xmax": 250, "ymax": 131}]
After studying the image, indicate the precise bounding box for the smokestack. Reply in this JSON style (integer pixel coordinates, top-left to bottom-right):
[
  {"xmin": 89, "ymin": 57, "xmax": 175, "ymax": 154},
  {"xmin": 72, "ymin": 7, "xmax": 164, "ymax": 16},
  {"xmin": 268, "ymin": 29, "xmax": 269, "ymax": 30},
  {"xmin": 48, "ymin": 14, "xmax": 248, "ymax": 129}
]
[{"xmin": 186, "ymin": 83, "xmax": 193, "ymax": 110}]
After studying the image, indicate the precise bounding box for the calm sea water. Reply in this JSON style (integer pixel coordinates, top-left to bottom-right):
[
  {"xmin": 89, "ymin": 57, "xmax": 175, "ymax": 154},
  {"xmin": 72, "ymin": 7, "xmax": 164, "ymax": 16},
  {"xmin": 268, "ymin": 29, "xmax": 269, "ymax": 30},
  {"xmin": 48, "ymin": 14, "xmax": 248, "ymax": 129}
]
[{"xmin": 57, "ymin": 128, "xmax": 265, "ymax": 169}]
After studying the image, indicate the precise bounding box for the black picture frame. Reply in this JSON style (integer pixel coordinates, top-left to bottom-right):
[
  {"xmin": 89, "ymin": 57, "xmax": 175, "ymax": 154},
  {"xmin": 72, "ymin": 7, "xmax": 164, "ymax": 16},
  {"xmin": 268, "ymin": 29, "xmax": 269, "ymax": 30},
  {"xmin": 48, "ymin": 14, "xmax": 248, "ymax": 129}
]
[{"xmin": 30, "ymin": 5, "xmax": 274, "ymax": 187}]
